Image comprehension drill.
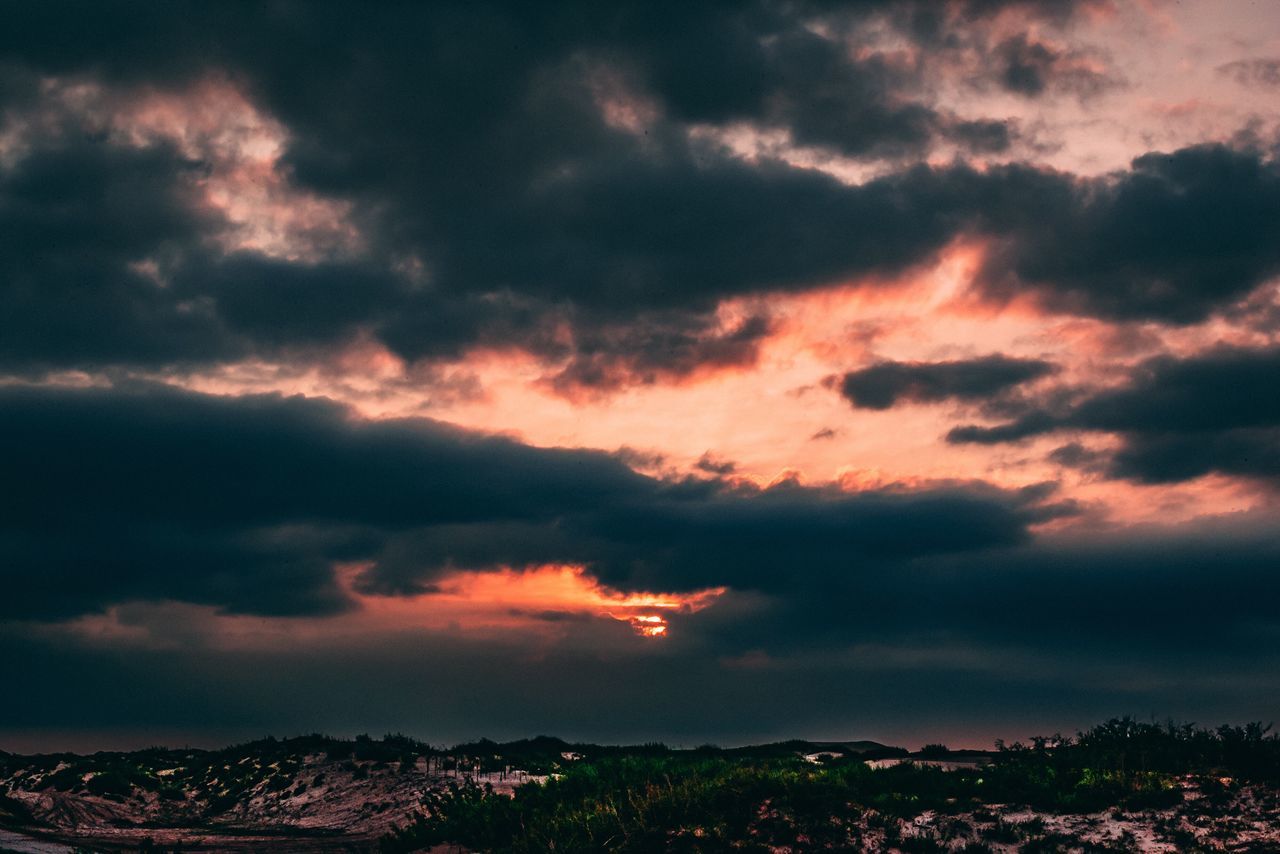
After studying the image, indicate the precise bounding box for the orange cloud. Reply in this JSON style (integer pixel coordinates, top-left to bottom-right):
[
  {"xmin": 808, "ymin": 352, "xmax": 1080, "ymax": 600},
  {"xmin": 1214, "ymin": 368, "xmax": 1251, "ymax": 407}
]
[
  {"xmin": 364, "ymin": 564, "xmax": 725, "ymax": 640},
  {"xmin": 146, "ymin": 233, "xmax": 1275, "ymax": 529},
  {"xmin": 47, "ymin": 565, "xmax": 727, "ymax": 651}
]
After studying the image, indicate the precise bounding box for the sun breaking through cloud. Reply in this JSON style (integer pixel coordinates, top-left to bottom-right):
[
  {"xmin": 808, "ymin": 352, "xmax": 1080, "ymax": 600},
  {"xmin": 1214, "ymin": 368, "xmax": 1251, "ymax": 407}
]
[{"xmin": 1, "ymin": 0, "xmax": 1279, "ymax": 752}]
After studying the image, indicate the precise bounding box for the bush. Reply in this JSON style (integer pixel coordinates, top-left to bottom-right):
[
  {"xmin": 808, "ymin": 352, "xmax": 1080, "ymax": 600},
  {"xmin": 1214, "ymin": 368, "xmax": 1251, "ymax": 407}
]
[{"xmin": 86, "ymin": 771, "xmax": 134, "ymax": 798}]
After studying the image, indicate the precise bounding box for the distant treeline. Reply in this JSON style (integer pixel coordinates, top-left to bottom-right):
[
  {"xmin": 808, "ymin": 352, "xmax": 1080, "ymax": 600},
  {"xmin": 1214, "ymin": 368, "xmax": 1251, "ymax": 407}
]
[
  {"xmin": 1, "ymin": 731, "xmax": 903, "ymax": 780},
  {"xmin": 997, "ymin": 718, "xmax": 1279, "ymax": 780}
]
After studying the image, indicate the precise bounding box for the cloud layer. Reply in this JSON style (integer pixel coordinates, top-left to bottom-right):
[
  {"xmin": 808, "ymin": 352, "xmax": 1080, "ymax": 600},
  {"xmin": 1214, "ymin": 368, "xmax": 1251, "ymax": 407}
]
[{"xmin": 2, "ymin": 0, "xmax": 1280, "ymax": 748}]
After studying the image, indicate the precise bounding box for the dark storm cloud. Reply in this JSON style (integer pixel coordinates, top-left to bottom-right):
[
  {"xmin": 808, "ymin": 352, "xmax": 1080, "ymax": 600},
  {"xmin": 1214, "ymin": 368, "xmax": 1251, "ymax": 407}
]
[
  {"xmin": 946, "ymin": 118, "xmax": 1018, "ymax": 154},
  {"xmin": 0, "ymin": 120, "xmax": 426, "ymax": 370},
  {"xmin": 1046, "ymin": 441, "xmax": 1108, "ymax": 472},
  {"xmin": 16, "ymin": 115, "xmax": 1272, "ymax": 382},
  {"xmin": 4, "ymin": 513, "xmax": 1279, "ymax": 749},
  {"xmin": 1217, "ymin": 57, "xmax": 1280, "ymax": 88},
  {"xmin": 0, "ymin": 384, "xmax": 646, "ymax": 619},
  {"xmin": 185, "ymin": 254, "xmax": 407, "ymax": 350},
  {"xmin": 991, "ymin": 33, "xmax": 1117, "ymax": 99},
  {"xmin": 975, "ymin": 143, "xmax": 1280, "ymax": 323},
  {"xmin": 941, "ymin": 521, "xmax": 1280, "ymax": 649},
  {"xmin": 0, "ymin": 94, "xmax": 972, "ymax": 377},
  {"xmin": 946, "ymin": 412, "xmax": 1060, "ymax": 445},
  {"xmin": 403, "ymin": 152, "xmax": 975, "ymax": 318},
  {"xmin": 0, "ymin": 0, "xmax": 1188, "ymax": 388},
  {"xmin": 673, "ymin": 21, "xmax": 1020, "ymax": 159},
  {"xmin": 255, "ymin": 136, "xmax": 1280, "ymax": 337},
  {"xmin": 995, "ymin": 35, "xmax": 1060, "ymax": 95},
  {"xmin": 545, "ymin": 313, "xmax": 772, "ymax": 394},
  {"xmin": 571, "ymin": 479, "xmax": 1070, "ymax": 594},
  {"xmin": 353, "ymin": 478, "xmax": 1077, "ymax": 599},
  {"xmin": 0, "ymin": 134, "xmax": 233, "ymax": 369},
  {"xmin": 643, "ymin": 19, "xmax": 939, "ymax": 158},
  {"xmin": 4, "ymin": 0, "xmax": 1280, "ymax": 753},
  {"xmin": 947, "ymin": 346, "xmax": 1280, "ymax": 485},
  {"xmin": 710, "ymin": 511, "xmax": 1280, "ymax": 657},
  {"xmin": 1068, "ymin": 347, "xmax": 1280, "ymax": 434},
  {"xmin": 0, "ymin": 384, "xmax": 1054, "ymax": 619},
  {"xmin": 838, "ymin": 355, "xmax": 1056, "ymax": 410},
  {"xmin": 695, "ymin": 453, "xmax": 737, "ymax": 476}
]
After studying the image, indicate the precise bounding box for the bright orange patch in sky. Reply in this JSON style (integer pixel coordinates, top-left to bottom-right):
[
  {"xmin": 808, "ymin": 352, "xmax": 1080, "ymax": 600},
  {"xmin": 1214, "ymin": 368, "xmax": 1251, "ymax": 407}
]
[
  {"xmin": 114, "ymin": 54, "xmax": 1280, "ymax": 534},
  {"xmin": 163, "ymin": 239, "xmax": 1273, "ymax": 529},
  {"xmin": 348, "ymin": 564, "xmax": 725, "ymax": 640},
  {"xmin": 625, "ymin": 614, "xmax": 670, "ymax": 638},
  {"xmin": 50, "ymin": 565, "xmax": 727, "ymax": 651}
]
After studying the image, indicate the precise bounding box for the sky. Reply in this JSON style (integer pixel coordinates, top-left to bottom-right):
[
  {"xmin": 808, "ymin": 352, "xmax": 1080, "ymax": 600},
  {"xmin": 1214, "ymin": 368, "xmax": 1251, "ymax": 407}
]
[{"xmin": 2, "ymin": 0, "xmax": 1280, "ymax": 753}]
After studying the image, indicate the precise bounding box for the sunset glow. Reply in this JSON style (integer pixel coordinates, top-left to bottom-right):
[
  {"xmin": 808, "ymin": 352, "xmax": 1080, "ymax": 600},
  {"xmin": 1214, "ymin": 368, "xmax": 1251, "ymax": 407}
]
[
  {"xmin": 349, "ymin": 564, "xmax": 725, "ymax": 639},
  {"xmin": 3, "ymin": 0, "xmax": 1280, "ymax": 755},
  {"xmin": 623, "ymin": 615, "xmax": 670, "ymax": 638}
]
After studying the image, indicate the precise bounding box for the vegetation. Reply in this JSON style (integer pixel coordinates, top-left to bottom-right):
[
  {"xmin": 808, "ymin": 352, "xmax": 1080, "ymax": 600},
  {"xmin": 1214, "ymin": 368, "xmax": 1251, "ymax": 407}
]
[
  {"xmin": 382, "ymin": 718, "xmax": 1280, "ymax": 853},
  {"xmin": 3, "ymin": 719, "xmax": 1278, "ymax": 852}
]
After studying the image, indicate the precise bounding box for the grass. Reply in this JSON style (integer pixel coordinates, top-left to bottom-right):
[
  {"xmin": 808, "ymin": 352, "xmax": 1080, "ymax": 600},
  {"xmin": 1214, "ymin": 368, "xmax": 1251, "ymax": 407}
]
[
  {"xmin": 379, "ymin": 756, "xmax": 1186, "ymax": 852},
  {"xmin": 3, "ymin": 718, "xmax": 1277, "ymax": 851},
  {"xmin": 381, "ymin": 718, "xmax": 1280, "ymax": 853}
]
